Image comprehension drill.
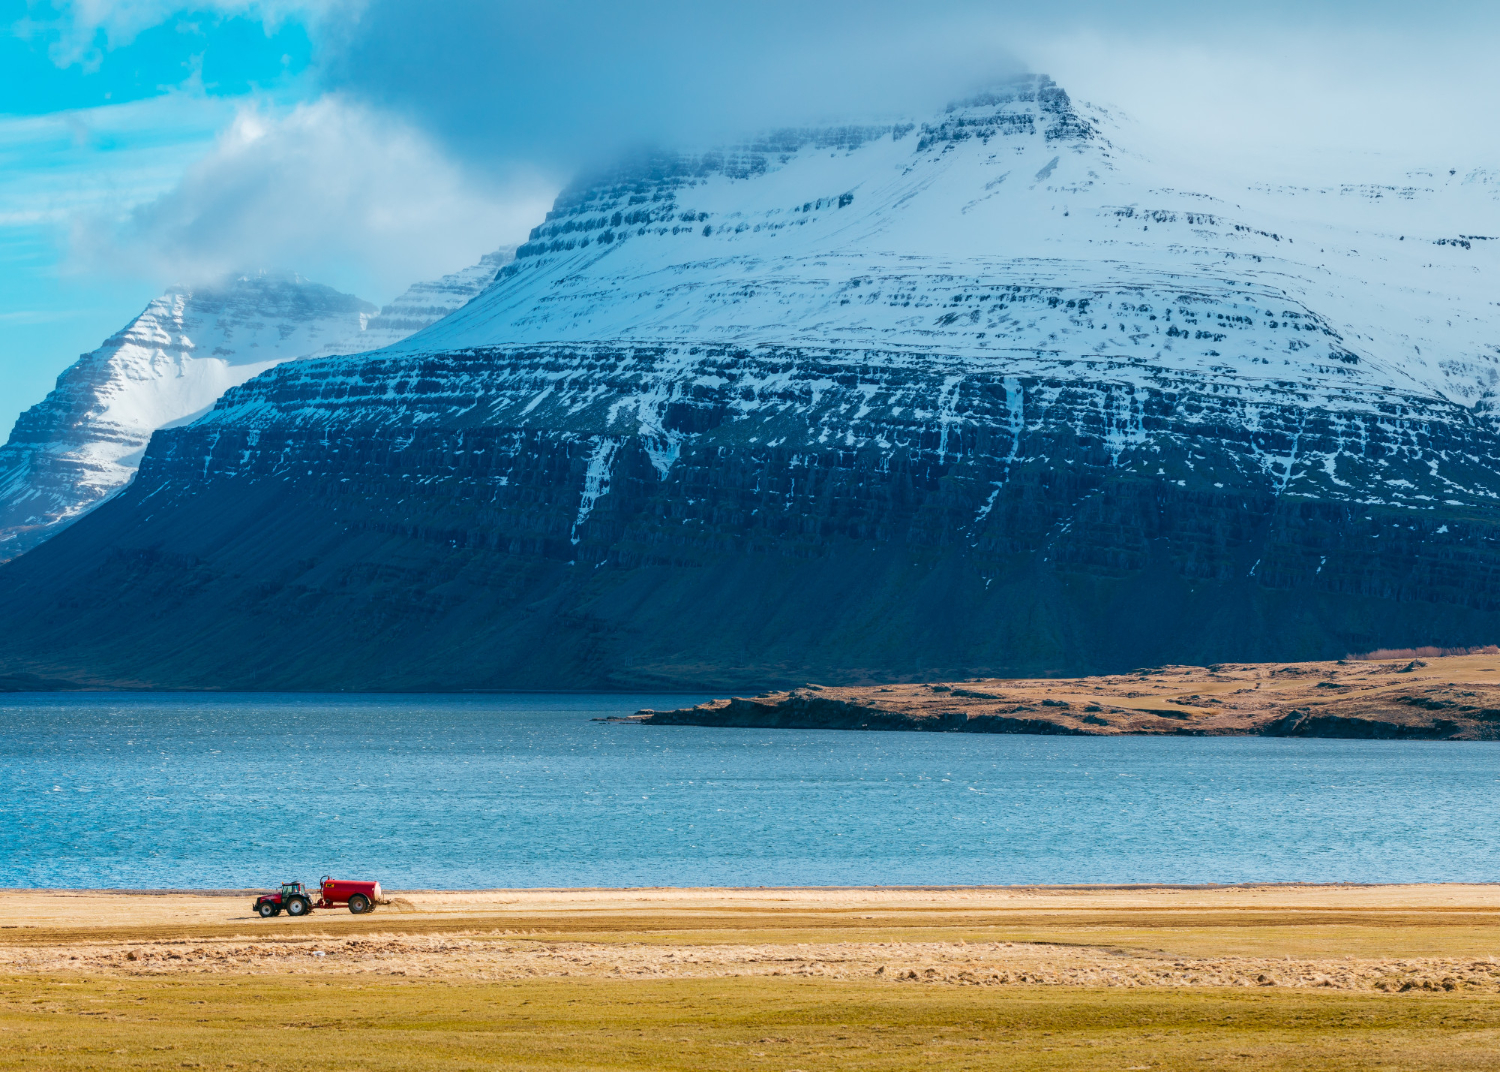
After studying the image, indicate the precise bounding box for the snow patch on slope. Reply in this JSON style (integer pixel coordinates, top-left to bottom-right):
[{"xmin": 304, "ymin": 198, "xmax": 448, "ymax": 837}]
[{"xmin": 571, "ymin": 435, "xmax": 623, "ymax": 546}]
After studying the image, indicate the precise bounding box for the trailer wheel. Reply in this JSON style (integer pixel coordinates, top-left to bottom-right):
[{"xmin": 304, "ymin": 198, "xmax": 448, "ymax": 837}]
[
  {"xmin": 348, "ymin": 893, "xmax": 371, "ymax": 914},
  {"xmin": 285, "ymin": 895, "xmax": 311, "ymax": 917},
  {"xmin": 257, "ymin": 902, "xmax": 278, "ymax": 918}
]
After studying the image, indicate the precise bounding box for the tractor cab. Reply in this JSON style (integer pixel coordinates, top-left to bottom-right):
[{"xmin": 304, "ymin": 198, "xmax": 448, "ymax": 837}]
[{"xmin": 253, "ymin": 881, "xmax": 313, "ymax": 918}]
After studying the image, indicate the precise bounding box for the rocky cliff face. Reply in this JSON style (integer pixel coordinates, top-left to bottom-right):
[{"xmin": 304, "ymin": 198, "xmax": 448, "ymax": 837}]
[{"xmin": 4, "ymin": 76, "xmax": 1500, "ymax": 689}]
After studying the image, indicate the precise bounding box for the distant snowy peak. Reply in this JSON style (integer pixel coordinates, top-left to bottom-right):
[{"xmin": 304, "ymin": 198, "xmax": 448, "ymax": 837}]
[
  {"xmin": 11, "ymin": 271, "xmax": 374, "ymax": 449},
  {"xmin": 322, "ymin": 246, "xmax": 517, "ymax": 355},
  {"xmin": 0, "ymin": 272, "xmax": 374, "ymax": 560},
  {"xmin": 0, "ymin": 245, "xmax": 526, "ymax": 561}
]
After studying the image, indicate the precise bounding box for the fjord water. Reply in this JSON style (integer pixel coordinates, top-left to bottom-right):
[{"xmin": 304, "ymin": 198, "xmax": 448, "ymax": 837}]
[{"xmin": 3, "ymin": 693, "xmax": 1498, "ymax": 889}]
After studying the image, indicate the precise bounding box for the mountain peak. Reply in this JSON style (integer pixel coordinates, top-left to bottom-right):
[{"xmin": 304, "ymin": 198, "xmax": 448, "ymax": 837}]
[
  {"xmin": 0, "ymin": 273, "xmax": 376, "ymax": 560},
  {"xmin": 928, "ymin": 73, "xmax": 1098, "ymax": 146},
  {"xmin": 945, "ymin": 72, "xmax": 1070, "ymax": 111}
]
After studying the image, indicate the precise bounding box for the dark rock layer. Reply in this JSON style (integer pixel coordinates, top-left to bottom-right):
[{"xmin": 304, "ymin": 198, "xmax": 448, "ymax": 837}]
[{"xmin": 1, "ymin": 345, "xmax": 1499, "ymax": 690}]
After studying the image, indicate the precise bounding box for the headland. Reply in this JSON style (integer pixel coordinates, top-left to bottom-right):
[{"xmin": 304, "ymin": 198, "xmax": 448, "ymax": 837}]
[{"xmin": 629, "ymin": 651, "xmax": 1500, "ymax": 738}]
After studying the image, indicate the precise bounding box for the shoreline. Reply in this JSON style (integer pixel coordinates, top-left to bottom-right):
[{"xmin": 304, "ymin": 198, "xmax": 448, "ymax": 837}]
[
  {"xmin": 5, "ymin": 880, "xmax": 1498, "ymax": 895},
  {"xmin": 6, "ymin": 882, "xmax": 1500, "ymax": 926},
  {"xmin": 5, "ymin": 883, "xmax": 1500, "ymax": 983}
]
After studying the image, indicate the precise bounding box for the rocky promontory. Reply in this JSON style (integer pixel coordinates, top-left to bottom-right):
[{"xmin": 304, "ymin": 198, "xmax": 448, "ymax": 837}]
[{"xmin": 630, "ymin": 652, "xmax": 1500, "ymax": 739}]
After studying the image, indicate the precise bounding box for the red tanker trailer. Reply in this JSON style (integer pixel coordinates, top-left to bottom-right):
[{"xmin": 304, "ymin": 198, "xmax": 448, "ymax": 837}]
[
  {"xmin": 253, "ymin": 876, "xmax": 386, "ymax": 917},
  {"xmin": 316, "ymin": 876, "xmax": 384, "ymax": 913}
]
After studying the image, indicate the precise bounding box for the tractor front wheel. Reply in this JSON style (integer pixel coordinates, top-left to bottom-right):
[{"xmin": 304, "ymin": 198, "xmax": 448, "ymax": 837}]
[
  {"xmin": 348, "ymin": 893, "xmax": 371, "ymax": 914},
  {"xmin": 257, "ymin": 902, "xmax": 278, "ymax": 918},
  {"xmin": 285, "ymin": 896, "xmax": 311, "ymax": 917}
]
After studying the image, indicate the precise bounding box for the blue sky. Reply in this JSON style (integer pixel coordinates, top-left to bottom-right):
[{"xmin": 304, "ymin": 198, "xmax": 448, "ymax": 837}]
[
  {"xmin": 0, "ymin": 4, "xmax": 314, "ymax": 433},
  {"xmin": 0, "ymin": 1, "xmax": 550, "ymax": 437},
  {"xmin": 3, "ymin": 6, "xmax": 314, "ymax": 112},
  {"xmin": 4, "ymin": 0, "xmax": 1500, "ymax": 439}
]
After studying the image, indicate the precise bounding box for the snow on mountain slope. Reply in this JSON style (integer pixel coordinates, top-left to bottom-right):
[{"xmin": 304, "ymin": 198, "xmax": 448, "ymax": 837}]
[
  {"xmin": 206, "ymin": 75, "xmax": 1500, "ymax": 517},
  {"xmin": 0, "ymin": 273, "xmax": 374, "ymax": 560},
  {"xmin": 0, "ymin": 246, "xmax": 516, "ymax": 562},
  {"xmin": 390, "ymin": 75, "xmax": 1497, "ymax": 413}
]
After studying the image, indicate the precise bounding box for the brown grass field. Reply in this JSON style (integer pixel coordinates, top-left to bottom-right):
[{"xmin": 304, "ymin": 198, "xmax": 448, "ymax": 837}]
[{"xmin": 5, "ymin": 885, "xmax": 1500, "ymax": 1069}]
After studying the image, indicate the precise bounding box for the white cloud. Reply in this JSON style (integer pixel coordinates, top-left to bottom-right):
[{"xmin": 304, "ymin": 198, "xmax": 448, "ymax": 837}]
[{"xmin": 75, "ymin": 94, "xmax": 558, "ymax": 301}]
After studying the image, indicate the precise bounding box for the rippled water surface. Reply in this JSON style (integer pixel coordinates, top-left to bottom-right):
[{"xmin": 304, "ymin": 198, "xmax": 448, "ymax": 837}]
[{"xmin": 3, "ymin": 692, "xmax": 1499, "ymax": 888}]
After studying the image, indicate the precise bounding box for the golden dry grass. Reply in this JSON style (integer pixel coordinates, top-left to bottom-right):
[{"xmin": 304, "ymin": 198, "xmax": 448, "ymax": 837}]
[{"xmin": 5, "ymin": 885, "xmax": 1500, "ymax": 1069}]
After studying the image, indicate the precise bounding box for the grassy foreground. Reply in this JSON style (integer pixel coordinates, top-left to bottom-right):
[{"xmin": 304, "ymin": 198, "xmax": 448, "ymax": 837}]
[
  {"xmin": 5, "ymin": 886, "xmax": 1500, "ymax": 1069},
  {"xmin": 6, "ymin": 974, "xmax": 1500, "ymax": 1071}
]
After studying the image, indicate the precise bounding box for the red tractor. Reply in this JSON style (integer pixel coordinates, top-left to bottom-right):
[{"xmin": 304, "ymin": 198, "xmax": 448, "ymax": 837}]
[
  {"xmin": 253, "ymin": 877, "xmax": 385, "ymax": 917},
  {"xmin": 253, "ymin": 881, "xmax": 313, "ymax": 918}
]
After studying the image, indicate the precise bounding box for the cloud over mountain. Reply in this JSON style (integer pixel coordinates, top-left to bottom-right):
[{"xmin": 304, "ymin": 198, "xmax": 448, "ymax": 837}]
[
  {"xmin": 29, "ymin": 0, "xmax": 1500, "ymax": 315},
  {"xmin": 74, "ymin": 95, "xmax": 553, "ymax": 297}
]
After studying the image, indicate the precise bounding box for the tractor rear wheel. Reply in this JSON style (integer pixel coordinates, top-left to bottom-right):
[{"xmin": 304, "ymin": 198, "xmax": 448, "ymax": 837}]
[
  {"xmin": 348, "ymin": 893, "xmax": 371, "ymax": 914},
  {"xmin": 257, "ymin": 902, "xmax": 278, "ymax": 918},
  {"xmin": 285, "ymin": 895, "xmax": 311, "ymax": 917}
]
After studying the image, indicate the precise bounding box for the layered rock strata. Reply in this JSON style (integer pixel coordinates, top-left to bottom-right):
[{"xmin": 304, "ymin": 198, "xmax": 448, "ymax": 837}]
[{"xmin": 318, "ymin": 246, "xmax": 515, "ymax": 356}]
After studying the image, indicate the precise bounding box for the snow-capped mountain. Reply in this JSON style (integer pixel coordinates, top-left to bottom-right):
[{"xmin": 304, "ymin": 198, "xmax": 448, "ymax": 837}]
[
  {"xmin": 206, "ymin": 75, "xmax": 1500, "ymax": 519},
  {"xmin": 0, "ymin": 273, "xmax": 374, "ymax": 561},
  {"xmin": 0, "ymin": 249, "xmax": 514, "ymax": 561},
  {"xmin": 331, "ymin": 75, "xmax": 1500, "ymax": 510},
  {"xmin": 4, "ymin": 75, "xmax": 1500, "ymax": 690}
]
